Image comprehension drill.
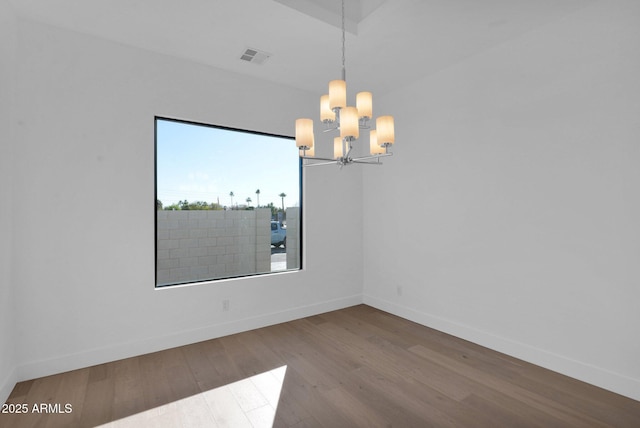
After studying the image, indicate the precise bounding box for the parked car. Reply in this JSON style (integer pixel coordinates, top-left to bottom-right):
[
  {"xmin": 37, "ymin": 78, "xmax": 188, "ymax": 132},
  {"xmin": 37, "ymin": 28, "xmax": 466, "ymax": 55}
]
[{"xmin": 271, "ymin": 221, "xmax": 286, "ymax": 247}]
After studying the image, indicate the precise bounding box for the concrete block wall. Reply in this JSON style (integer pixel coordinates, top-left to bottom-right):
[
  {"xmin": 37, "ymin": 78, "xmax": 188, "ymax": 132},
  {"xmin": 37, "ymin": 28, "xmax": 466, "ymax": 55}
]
[
  {"xmin": 156, "ymin": 208, "xmax": 271, "ymax": 285},
  {"xmin": 285, "ymin": 207, "xmax": 300, "ymax": 270}
]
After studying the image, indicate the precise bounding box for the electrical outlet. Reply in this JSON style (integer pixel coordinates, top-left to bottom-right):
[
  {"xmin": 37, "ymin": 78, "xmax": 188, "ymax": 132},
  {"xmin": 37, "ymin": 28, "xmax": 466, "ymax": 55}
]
[{"xmin": 222, "ymin": 299, "xmax": 230, "ymax": 311}]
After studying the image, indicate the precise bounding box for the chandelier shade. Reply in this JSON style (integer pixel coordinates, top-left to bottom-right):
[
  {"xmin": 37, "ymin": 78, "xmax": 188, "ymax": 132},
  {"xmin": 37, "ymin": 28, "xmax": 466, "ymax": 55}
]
[
  {"xmin": 320, "ymin": 95, "xmax": 335, "ymax": 123},
  {"xmin": 370, "ymin": 130, "xmax": 385, "ymax": 155},
  {"xmin": 356, "ymin": 92, "xmax": 372, "ymax": 119},
  {"xmin": 305, "ymin": 141, "xmax": 315, "ymax": 157},
  {"xmin": 295, "ymin": 118, "xmax": 314, "ymax": 149},
  {"xmin": 334, "ymin": 137, "xmax": 343, "ymax": 159},
  {"xmin": 340, "ymin": 106, "xmax": 359, "ymax": 139},
  {"xmin": 329, "ymin": 80, "xmax": 347, "ymax": 110},
  {"xmin": 376, "ymin": 116, "xmax": 395, "ymax": 146}
]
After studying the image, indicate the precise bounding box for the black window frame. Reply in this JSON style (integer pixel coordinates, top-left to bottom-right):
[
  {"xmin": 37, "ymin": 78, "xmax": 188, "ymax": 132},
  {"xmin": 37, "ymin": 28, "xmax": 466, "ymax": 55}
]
[{"xmin": 154, "ymin": 116, "xmax": 303, "ymax": 288}]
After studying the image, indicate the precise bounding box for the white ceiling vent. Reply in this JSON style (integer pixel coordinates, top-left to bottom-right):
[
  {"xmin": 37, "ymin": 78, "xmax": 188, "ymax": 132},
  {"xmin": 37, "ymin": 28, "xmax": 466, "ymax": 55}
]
[{"xmin": 239, "ymin": 48, "xmax": 271, "ymax": 65}]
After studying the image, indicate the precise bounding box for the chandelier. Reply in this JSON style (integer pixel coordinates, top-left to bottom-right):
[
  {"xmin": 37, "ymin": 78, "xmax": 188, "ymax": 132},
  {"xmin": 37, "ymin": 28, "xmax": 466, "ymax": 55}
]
[{"xmin": 294, "ymin": 0, "xmax": 395, "ymax": 167}]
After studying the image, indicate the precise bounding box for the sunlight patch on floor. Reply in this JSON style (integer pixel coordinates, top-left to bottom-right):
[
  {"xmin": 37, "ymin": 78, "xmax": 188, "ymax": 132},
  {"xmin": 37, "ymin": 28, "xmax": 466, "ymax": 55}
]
[{"xmin": 98, "ymin": 365, "xmax": 287, "ymax": 428}]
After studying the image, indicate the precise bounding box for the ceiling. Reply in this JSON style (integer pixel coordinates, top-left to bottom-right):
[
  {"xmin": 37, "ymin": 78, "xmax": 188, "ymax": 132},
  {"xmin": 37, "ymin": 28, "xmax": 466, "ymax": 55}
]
[{"xmin": 8, "ymin": 0, "xmax": 594, "ymax": 96}]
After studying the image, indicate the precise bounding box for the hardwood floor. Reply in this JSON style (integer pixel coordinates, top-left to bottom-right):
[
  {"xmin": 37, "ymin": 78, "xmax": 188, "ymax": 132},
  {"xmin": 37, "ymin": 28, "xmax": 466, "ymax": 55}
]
[{"xmin": 2, "ymin": 305, "xmax": 639, "ymax": 427}]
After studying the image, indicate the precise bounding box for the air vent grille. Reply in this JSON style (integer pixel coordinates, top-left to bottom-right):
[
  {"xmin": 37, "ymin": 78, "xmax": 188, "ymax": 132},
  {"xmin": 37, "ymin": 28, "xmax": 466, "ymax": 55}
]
[{"xmin": 239, "ymin": 47, "xmax": 271, "ymax": 65}]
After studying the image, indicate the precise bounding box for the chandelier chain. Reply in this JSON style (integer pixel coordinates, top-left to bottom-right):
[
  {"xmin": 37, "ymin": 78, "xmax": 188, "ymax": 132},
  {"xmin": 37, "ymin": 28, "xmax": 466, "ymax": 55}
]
[{"xmin": 341, "ymin": 0, "xmax": 346, "ymax": 81}]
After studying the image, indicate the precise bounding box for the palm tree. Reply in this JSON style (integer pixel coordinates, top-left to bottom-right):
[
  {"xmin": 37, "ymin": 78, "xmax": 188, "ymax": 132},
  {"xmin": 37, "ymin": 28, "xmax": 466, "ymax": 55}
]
[
  {"xmin": 229, "ymin": 191, "xmax": 234, "ymax": 208},
  {"xmin": 246, "ymin": 197, "xmax": 252, "ymax": 207},
  {"xmin": 255, "ymin": 189, "xmax": 260, "ymax": 207},
  {"xmin": 279, "ymin": 192, "xmax": 287, "ymax": 211}
]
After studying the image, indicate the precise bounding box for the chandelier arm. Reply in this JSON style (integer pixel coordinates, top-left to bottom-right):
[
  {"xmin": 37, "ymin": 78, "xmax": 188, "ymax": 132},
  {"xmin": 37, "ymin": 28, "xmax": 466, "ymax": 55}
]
[
  {"xmin": 344, "ymin": 139, "xmax": 353, "ymax": 159},
  {"xmin": 351, "ymin": 153, "xmax": 394, "ymax": 163},
  {"xmin": 351, "ymin": 160, "xmax": 384, "ymax": 165},
  {"xmin": 303, "ymin": 160, "xmax": 342, "ymax": 167},
  {"xmin": 301, "ymin": 156, "xmax": 340, "ymax": 167},
  {"xmin": 301, "ymin": 155, "xmax": 336, "ymax": 162}
]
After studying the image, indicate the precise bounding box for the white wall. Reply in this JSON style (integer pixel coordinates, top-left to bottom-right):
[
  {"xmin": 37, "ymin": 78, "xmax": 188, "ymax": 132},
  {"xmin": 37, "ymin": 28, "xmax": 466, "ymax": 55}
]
[
  {"xmin": 5, "ymin": 17, "xmax": 363, "ymax": 392},
  {"xmin": 0, "ymin": 0, "xmax": 18, "ymax": 404},
  {"xmin": 363, "ymin": 0, "xmax": 640, "ymax": 400}
]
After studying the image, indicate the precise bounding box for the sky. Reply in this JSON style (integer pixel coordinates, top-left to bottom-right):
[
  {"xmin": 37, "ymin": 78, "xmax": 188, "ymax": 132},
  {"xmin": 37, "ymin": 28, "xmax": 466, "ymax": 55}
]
[{"xmin": 156, "ymin": 119, "xmax": 300, "ymax": 209}]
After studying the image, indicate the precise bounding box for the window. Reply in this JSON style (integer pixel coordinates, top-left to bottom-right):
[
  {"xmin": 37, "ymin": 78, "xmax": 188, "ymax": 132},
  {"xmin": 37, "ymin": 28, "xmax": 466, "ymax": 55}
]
[{"xmin": 155, "ymin": 117, "xmax": 301, "ymax": 287}]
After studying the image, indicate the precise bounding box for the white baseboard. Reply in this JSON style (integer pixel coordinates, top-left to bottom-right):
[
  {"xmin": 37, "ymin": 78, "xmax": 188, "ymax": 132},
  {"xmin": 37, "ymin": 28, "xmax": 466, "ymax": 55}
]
[
  {"xmin": 16, "ymin": 294, "xmax": 363, "ymax": 385},
  {"xmin": 0, "ymin": 366, "xmax": 18, "ymax": 405},
  {"xmin": 12, "ymin": 293, "xmax": 638, "ymax": 403},
  {"xmin": 363, "ymin": 294, "xmax": 640, "ymax": 402}
]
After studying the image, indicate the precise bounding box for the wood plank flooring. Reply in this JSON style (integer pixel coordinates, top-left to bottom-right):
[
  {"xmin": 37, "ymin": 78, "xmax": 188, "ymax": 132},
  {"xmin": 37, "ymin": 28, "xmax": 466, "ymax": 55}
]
[{"xmin": 2, "ymin": 305, "xmax": 639, "ymax": 427}]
